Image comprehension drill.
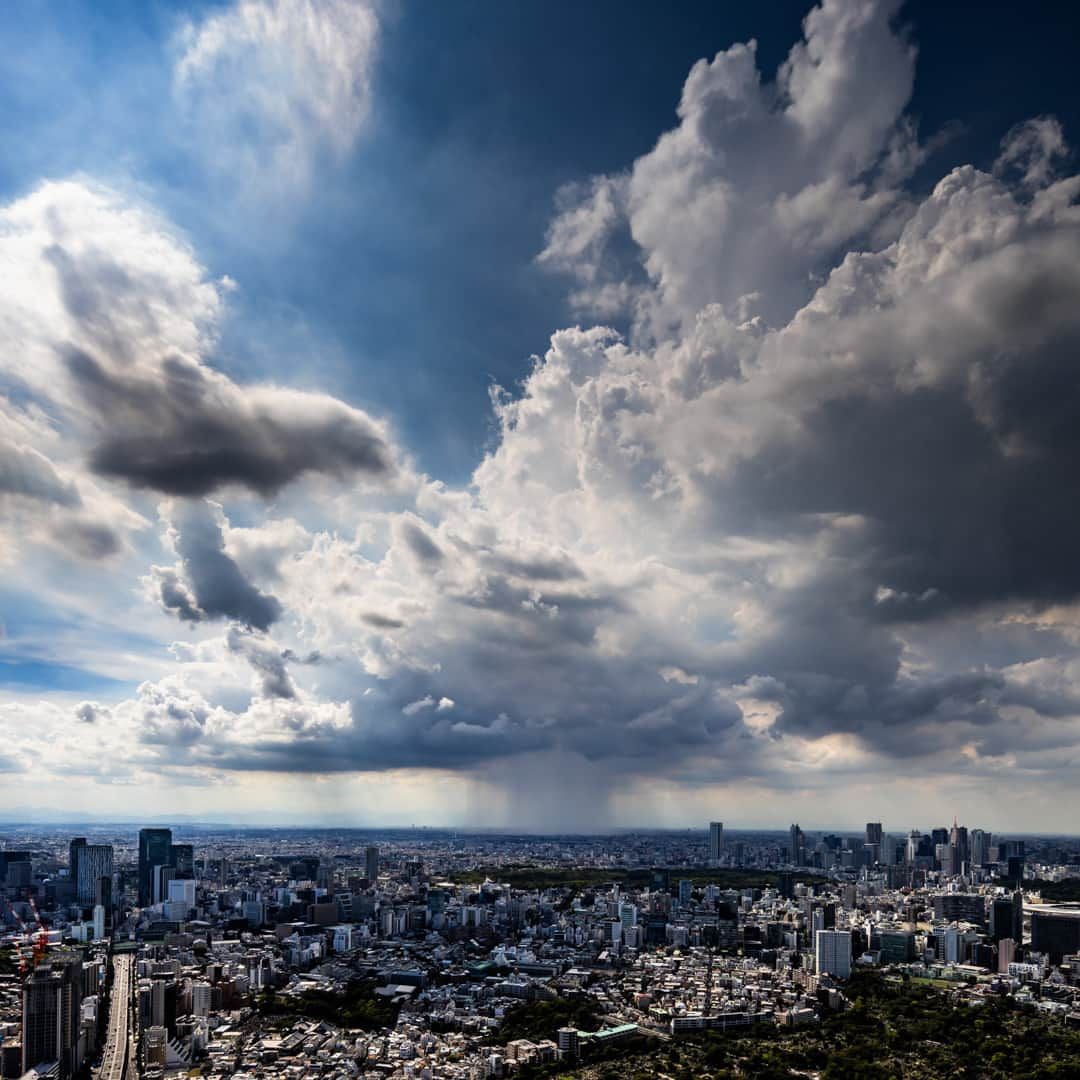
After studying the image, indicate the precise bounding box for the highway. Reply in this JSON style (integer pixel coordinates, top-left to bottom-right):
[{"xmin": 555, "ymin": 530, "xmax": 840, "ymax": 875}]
[{"xmin": 96, "ymin": 954, "xmax": 134, "ymax": 1080}]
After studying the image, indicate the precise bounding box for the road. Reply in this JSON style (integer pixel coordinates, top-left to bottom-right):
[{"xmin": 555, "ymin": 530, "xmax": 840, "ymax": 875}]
[{"xmin": 96, "ymin": 954, "xmax": 134, "ymax": 1080}]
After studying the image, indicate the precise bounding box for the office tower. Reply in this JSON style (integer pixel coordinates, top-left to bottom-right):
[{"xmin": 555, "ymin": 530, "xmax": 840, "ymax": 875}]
[
  {"xmin": 68, "ymin": 838, "xmax": 86, "ymax": 896},
  {"xmin": 170, "ymin": 843, "xmax": 194, "ymax": 878},
  {"xmin": 138, "ymin": 828, "xmax": 172, "ymax": 906},
  {"xmin": 879, "ymin": 835, "xmax": 896, "ymax": 866},
  {"xmin": 709, "ymin": 822, "xmax": 724, "ymax": 861},
  {"xmin": 1012, "ymin": 889, "xmax": 1024, "ymax": 945},
  {"xmin": 950, "ymin": 821, "xmax": 969, "ymax": 868},
  {"xmin": 365, "ymin": 845, "xmax": 379, "ymax": 884},
  {"xmin": 678, "ymin": 879, "xmax": 693, "ymax": 906},
  {"xmin": 991, "ymin": 897, "xmax": 1016, "ymax": 943},
  {"xmin": 865, "ymin": 822, "xmax": 882, "ymax": 847},
  {"xmin": 74, "ymin": 844, "xmax": 112, "ymax": 906},
  {"xmin": 970, "ymin": 829, "xmax": 992, "ymax": 867},
  {"xmin": 879, "ymin": 929, "xmax": 915, "ymax": 964},
  {"xmin": 789, "ymin": 824, "xmax": 805, "ymax": 865},
  {"xmin": 1030, "ymin": 909, "xmax": 1080, "ymax": 964},
  {"xmin": 153, "ymin": 865, "xmax": 177, "ymax": 906},
  {"xmin": 905, "ymin": 831, "xmax": 921, "ymax": 864},
  {"xmin": 940, "ymin": 844, "xmax": 958, "ymax": 877},
  {"xmin": 778, "ymin": 872, "xmax": 795, "ymax": 900},
  {"xmin": 815, "ymin": 929, "xmax": 852, "ymax": 979},
  {"xmin": 933, "ymin": 894, "xmax": 986, "ymax": 925},
  {"xmin": 933, "ymin": 925, "xmax": 961, "ymax": 965},
  {"xmin": 22, "ymin": 955, "xmax": 83, "ymax": 1079},
  {"xmin": 0, "ymin": 849, "xmax": 31, "ymax": 886}
]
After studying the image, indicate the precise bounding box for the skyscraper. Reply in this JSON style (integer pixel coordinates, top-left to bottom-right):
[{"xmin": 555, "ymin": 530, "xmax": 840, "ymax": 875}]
[
  {"xmin": 138, "ymin": 828, "xmax": 172, "ymax": 907},
  {"xmin": 709, "ymin": 822, "xmax": 724, "ymax": 861},
  {"xmin": 170, "ymin": 843, "xmax": 194, "ymax": 878},
  {"xmin": 74, "ymin": 844, "xmax": 113, "ymax": 906},
  {"xmin": 22, "ymin": 955, "xmax": 83, "ymax": 1079},
  {"xmin": 970, "ymin": 828, "xmax": 992, "ymax": 867},
  {"xmin": 905, "ymin": 830, "xmax": 921, "ymax": 864},
  {"xmin": 365, "ymin": 845, "xmax": 379, "ymax": 884},
  {"xmin": 68, "ymin": 838, "xmax": 86, "ymax": 896},
  {"xmin": 789, "ymin": 824, "xmax": 805, "ymax": 865},
  {"xmin": 865, "ymin": 822, "xmax": 883, "ymax": 848},
  {"xmin": 950, "ymin": 820, "xmax": 969, "ymax": 869},
  {"xmin": 815, "ymin": 929, "xmax": 852, "ymax": 979}
]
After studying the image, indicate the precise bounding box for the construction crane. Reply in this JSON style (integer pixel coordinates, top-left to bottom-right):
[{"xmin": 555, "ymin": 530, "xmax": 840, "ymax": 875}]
[
  {"xmin": 4, "ymin": 900, "xmax": 32, "ymax": 974},
  {"xmin": 27, "ymin": 897, "xmax": 49, "ymax": 968}
]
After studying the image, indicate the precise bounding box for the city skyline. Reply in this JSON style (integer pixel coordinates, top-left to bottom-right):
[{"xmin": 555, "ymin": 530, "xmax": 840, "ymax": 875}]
[{"xmin": 3, "ymin": 0, "xmax": 1080, "ymax": 830}]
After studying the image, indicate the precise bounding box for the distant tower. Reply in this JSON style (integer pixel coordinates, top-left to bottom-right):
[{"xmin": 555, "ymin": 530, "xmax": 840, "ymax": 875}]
[
  {"xmin": 138, "ymin": 828, "xmax": 172, "ymax": 907},
  {"xmin": 68, "ymin": 838, "xmax": 86, "ymax": 896},
  {"xmin": 865, "ymin": 822, "xmax": 882, "ymax": 847},
  {"xmin": 74, "ymin": 844, "xmax": 113, "ymax": 906},
  {"xmin": 709, "ymin": 822, "xmax": 724, "ymax": 861},
  {"xmin": 365, "ymin": 845, "xmax": 379, "ymax": 884},
  {"xmin": 789, "ymin": 824, "xmax": 805, "ymax": 865}
]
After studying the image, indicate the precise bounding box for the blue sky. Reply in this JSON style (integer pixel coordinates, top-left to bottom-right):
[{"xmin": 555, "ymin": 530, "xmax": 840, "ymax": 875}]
[{"xmin": 2, "ymin": 0, "xmax": 1080, "ymax": 829}]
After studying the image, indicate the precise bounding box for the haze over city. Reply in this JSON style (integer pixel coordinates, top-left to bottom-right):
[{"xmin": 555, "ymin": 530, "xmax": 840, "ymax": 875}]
[{"xmin": 2, "ymin": 0, "xmax": 1080, "ymax": 834}]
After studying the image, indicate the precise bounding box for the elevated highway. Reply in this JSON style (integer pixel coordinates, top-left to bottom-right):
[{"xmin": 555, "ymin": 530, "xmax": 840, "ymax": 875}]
[{"xmin": 96, "ymin": 953, "xmax": 134, "ymax": 1080}]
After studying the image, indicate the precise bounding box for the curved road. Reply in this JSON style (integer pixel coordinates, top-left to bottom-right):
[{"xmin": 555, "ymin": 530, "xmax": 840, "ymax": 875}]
[{"xmin": 96, "ymin": 954, "xmax": 134, "ymax": 1080}]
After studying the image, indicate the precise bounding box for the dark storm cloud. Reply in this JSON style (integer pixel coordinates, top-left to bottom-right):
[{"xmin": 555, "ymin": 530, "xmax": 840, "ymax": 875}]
[
  {"xmin": 66, "ymin": 348, "xmax": 392, "ymax": 497},
  {"xmin": 155, "ymin": 501, "xmax": 282, "ymax": 630}
]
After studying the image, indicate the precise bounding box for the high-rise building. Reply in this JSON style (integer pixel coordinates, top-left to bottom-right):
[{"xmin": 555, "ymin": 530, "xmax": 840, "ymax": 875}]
[
  {"xmin": 905, "ymin": 831, "xmax": 921, "ymax": 864},
  {"xmin": 970, "ymin": 828, "xmax": 992, "ymax": 867},
  {"xmin": 365, "ymin": 845, "xmax": 379, "ymax": 884},
  {"xmin": 991, "ymin": 897, "xmax": 1017, "ymax": 943},
  {"xmin": 191, "ymin": 982, "xmax": 211, "ymax": 1019},
  {"xmin": 138, "ymin": 828, "xmax": 172, "ymax": 906},
  {"xmin": 789, "ymin": 824, "xmax": 805, "ymax": 865},
  {"xmin": 815, "ymin": 929, "xmax": 852, "ymax": 979},
  {"xmin": 74, "ymin": 844, "xmax": 113, "ymax": 906},
  {"xmin": 709, "ymin": 822, "xmax": 724, "ymax": 861},
  {"xmin": 22, "ymin": 955, "xmax": 83, "ymax": 1079},
  {"xmin": 950, "ymin": 821, "xmax": 969, "ymax": 869},
  {"xmin": 865, "ymin": 822, "xmax": 883, "ymax": 848},
  {"xmin": 1030, "ymin": 909, "xmax": 1080, "ymax": 965},
  {"xmin": 68, "ymin": 838, "xmax": 86, "ymax": 896},
  {"xmin": 170, "ymin": 843, "xmax": 194, "ymax": 878}
]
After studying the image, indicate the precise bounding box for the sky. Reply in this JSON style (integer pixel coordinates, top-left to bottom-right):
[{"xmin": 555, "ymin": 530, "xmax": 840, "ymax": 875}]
[{"xmin": 2, "ymin": 0, "xmax": 1080, "ymax": 833}]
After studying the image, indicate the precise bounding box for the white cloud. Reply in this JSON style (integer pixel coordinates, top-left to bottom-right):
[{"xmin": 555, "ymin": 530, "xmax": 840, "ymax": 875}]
[{"xmin": 175, "ymin": 0, "xmax": 380, "ymax": 188}]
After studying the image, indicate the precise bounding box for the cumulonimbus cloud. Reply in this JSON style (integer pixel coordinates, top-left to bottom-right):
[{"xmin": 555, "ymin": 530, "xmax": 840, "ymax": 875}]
[{"xmin": 8, "ymin": 0, "xmax": 1080, "ymax": 827}]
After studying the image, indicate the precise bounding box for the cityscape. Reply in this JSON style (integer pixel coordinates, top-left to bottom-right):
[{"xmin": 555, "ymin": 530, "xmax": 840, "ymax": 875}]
[
  {"xmin": 2, "ymin": 820, "xmax": 1080, "ymax": 1079},
  {"xmin": 3, "ymin": 0, "xmax": 1080, "ymax": 1076}
]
